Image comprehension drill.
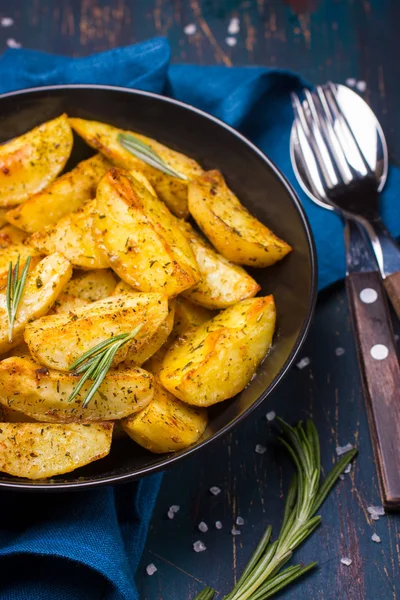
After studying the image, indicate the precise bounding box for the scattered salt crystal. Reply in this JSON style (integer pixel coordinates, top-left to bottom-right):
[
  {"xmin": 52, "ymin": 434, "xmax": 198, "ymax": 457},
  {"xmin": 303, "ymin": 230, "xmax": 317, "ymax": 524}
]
[
  {"xmin": 336, "ymin": 443, "xmax": 354, "ymax": 456},
  {"xmin": 356, "ymin": 80, "xmax": 367, "ymax": 92},
  {"xmin": 225, "ymin": 36, "xmax": 237, "ymax": 47},
  {"xmin": 228, "ymin": 17, "xmax": 240, "ymax": 35},
  {"xmin": 344, "ymin": 464, "xmax": 352, "ymax": 474},
  {"xmin": 184, "ymin": 23, "xmax": 197, "ymax": 35},
  {"xmin": 395, "ymin": 334, "xmax": 400, "ymax": 342},
  {"xmin": 371, "ymin": 514, "xmax": 380, "ymax": 521},
  {"xmin": 236, "ymin": 516, "xmax": 244, "ymax": 526},
  {"xmin": 371, "ymin": 533, "xmax": 381, "ymax": 543},
  {"xmin": 335, "ymin": 347, "xmax": 345, "ymax": 356},
  {"xmin": 255, "ymin": 444, "xmax": 267, "ymax": 455},
  {"xmin": 198, "ymin": 521, "xmax": 208, "ymax": 533},
  {"xmin": 169, "ymin": 505, "xmax": 180, "ymax": 514},
  {"xmin": 1, "ymin": 17, "xmax": 14, "ymax": 27},
  {"xmin": 367, "ymin": 505, "xmax": 385, "ymax": 517},
  {"xmin": 296, "ymin": 357, "xmax": 310, "ymax": 370},
  {"xmin": 193, "ymin": 540, "xmax": 206, "ymax": 552},
  {"xmin": 231, "ymin": 527, "xmax": 241, "ymax": 535},
  {"xmin": 215, "ymin": 521, "xmax": 223, "ymax": 529},
  {"xmin": 167, "ymin": 510, "xmax": 175, "ymax": 519},
  {"xmin": 341, "ymin": 557, "xmax": 352, "ymax": 566},
  {"xmin": 210, "ymin": 486, "xmax": 221, "ymax": 496},
  {"xmin": 146, "ymin": 563, "xmax": 157, "ymax": 576},
  {"xmin": 339, "ymin": 474, "xmax": 345, "ymax": 480},
  {"xmin": 6, "ymin": 38, "xmax": 21, "ymax": 48},
  {"xmin": 345, "ymin": 78, "xmax": 356, "ymax": 87},
  {"xmin": 266, "ymin": 410, "xmax": 276, "ymax": 421}
]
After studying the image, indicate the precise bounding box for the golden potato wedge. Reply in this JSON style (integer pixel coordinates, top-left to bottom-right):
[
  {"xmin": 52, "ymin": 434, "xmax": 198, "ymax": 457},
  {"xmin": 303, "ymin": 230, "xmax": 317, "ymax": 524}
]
[
  {"xmin": 0, "ymin": 405, "xmax": 35, "ymax": 423},
  {"xmin": 0, "ymin": 114, "xmax": 73, "ymax": 207},
  {"xmin": 0, "ymin": 422, "xmax": 112, "ymax": 479},
  {"xmin": 0, "ymin": 253, "xmax": 72, "ymax": 354},
  {"xmin": 25, "ymin": 292, "xmax": 168, "ymax": 371},
  {"xmin": 160, "ymin": 296, "xmax": 276, "ymax": 406},
  {"xmin": 113, "ymin": 280, "xmax": 136, "ymax": 295},
  {"xmin": 122, "ymin": 378, "xmax": 207, "ymax": 453},
  {"xmin": 62, "ymin": 269, "xmax": 117, "ymax": 302},
  {"xmin": 52, "ymin": 294, "xmax": 89, "ymax": 314},
  {"xmin": 0, "ymin": 209, "xmax": 9, "ymax": 229},
  {"xmin": 0, "ymin": 224, "xmax": 28, "ymax": 246},
  {"xmin": 94, "ymin": 168, "xmax": 200, "ymax": 296},
  {"xmin": 6, "ymin": 153, "xmax": 111, "ymax": 233},
  {"xmin": 188, "ymin": 170, "xmax": 292, "ymax": 267},
  {"xmin": 0, "ymin": 356, "xmax": 153, "ymax": 422},
  {"xmin": 173, "ymin": 297, "xmax": 216, "ymax": 336},
  {"xmin": 28, "ymin": 199, "xmax": 109, "ymax": 270},
  {"xmin": 69, "ymin": 118, "xmax": 203, "ymax": 218},
  {"xmin": 178, "ymin": 221, "xmax": 260, "ymax": 308}
]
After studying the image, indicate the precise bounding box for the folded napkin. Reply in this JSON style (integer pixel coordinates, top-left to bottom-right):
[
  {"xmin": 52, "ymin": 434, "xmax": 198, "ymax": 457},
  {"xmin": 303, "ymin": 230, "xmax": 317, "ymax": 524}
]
[{"xmin": 0, "ymin": 37, "xmax": 399, "ymax": 600}]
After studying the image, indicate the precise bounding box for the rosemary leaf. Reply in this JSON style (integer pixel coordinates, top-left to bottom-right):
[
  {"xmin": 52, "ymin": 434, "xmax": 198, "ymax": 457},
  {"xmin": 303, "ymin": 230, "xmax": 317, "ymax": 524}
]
[
  {"xmin": 118, "ymin": 133, "xmax": 188, "ymax": 180},
  {"xmin": 6, "ymin": 255, "xmax": 31, "ymax": 342}
]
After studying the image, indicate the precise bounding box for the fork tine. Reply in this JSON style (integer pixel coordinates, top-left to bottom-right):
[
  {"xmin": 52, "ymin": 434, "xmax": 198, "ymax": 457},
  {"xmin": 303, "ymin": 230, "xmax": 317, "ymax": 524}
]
[{"xmin": 325, "ymin": 82, "xmax": 369, "ymax": 176}]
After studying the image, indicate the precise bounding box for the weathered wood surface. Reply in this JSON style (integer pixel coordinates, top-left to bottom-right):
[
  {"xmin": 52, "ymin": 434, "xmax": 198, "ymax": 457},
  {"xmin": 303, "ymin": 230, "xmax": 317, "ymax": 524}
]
[{"xmin": 1, "ymin": 1, "xmax": 399, "ymax": 598}]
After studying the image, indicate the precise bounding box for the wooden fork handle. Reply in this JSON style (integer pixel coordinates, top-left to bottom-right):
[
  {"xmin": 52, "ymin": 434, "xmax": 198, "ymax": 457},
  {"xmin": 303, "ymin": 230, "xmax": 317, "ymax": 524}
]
[
  {"xmin": 346, "ymin": 270, "xmax": 400, "ymax": 509},
  {"xmin": 384, "ymin": 272, "xmax": 400, "ymax": 320}
]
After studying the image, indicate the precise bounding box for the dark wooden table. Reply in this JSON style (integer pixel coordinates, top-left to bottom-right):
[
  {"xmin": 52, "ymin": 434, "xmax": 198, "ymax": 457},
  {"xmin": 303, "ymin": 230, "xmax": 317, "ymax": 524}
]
[{"xmin": 1, "ymin": 1, "xmax": 399, "ymax": 598}]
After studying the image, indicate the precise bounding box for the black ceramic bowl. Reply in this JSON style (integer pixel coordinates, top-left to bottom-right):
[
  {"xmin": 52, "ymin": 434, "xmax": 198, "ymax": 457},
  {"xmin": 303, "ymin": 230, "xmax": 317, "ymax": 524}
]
[{"xmin": 0, "ymin": 85, "xmax": 317, "ymax": 490}]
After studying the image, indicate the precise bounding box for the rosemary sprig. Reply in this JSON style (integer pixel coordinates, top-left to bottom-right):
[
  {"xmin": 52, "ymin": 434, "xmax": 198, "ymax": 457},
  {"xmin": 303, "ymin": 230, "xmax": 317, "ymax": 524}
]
[
  {"xmin": 118, "ymin": 132, "xmax": 188, "ymax": 180},
  {"xmin": 6, "ymin": 255, "xmax": 31, "ymax": 342},
  {"xmin": 68, "ymin": 324, "xmax": 143, "ymax": 408},
  {"xmin": 193, "ymin": 418, "xmax": 357, "ymax": 600}
]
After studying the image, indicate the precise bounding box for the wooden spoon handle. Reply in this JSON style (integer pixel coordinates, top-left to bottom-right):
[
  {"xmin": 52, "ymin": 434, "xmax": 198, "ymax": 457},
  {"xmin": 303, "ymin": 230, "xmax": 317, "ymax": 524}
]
[
  {"xmin": 346, "ymin": 270, "xmax": 400, "ymax": 509},
  {"xmin": 384, "ymin": 271, "xmax": 400, "ymax": 320}
]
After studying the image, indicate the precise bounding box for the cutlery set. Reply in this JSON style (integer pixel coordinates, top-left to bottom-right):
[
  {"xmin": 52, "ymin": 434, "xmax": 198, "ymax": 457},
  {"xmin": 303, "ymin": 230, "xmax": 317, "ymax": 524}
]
[{"xmin": 291, "ymin": 82, "xmax": 400, "ymax": 509}]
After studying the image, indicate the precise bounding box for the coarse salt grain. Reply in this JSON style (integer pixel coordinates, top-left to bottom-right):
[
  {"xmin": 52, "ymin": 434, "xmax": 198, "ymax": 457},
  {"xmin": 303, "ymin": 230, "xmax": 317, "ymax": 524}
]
[
  {"xmin": 228, "ymin": 17, "xmax": 240, "ymax": 35},
  {"xmin": 146, "ymin": 563, "xmax": 157, "ymax": 576},
  {"xmin": 184, "ymin": 23, "xmax": 197, "ymax": 35},
  {"xmin": 336, "ymin": 443, "xmax": 354, "ymax": 456},
  {"xmin": 169, "ymin": 505, "xmax": 180, "ymax": 514},
  {"xmin": 255, "ymin": 444, "xmax": 267, "ymax": 454},
  {"xmin": 339, "ymin": 474, "xmax": 345, "ymax": 481},
  {"xmin": 367, "ymin": 505, "xmax": 385, "ymax": 517},
  {"xmin": 215, "ymin": 521, "xmax": 223, "ymax": 529},
  {"xmin": 231, "ymin": 527, "xmax": 241, "ymax": 535},
  {"xmin": 236, "ymin": 516, "xmax": 244, "ymax": 526},
  {"xmin": 198, "ymin": 521, "xmax": 208, "ymax": 533},
  {"xmin": 296, "ymin": 357, "xmax": 310, "ymax": 370},
  {"xmin": 341, "ymin": 557, "xmax": 352, "ymax": 566},
  {"xmin": 225, "ymin": 36, "xmax": 237, "ymax": 47},
  {"xmin": 344, "ymin": 464, "xmax": 352, "ymax": 474},
  {"xmin": 266, "ymin": 410, "xmax": 276, "ymax": 421},
  {"xmin": 345, "ymin": 78, "xmax": 356, "ymax": 87},
  {"xmin": 6, "ymin": 38, "xmax": 21, "ymax": 48},
  {"xmin": 193, "ymin": 540, "xmax": 206, "ymax": 552},
  {"xmin": 210, "ymin": 486, "xmax": 221, "ymax": 496},
  {"xmin": 167, "ymin": 510, "xmax": 175, "ymax": 519},
  {"xmin": 1, "ymin": 17, "xmax": 14, "ymax": 27},
  {"xmin": 371, "ymin": 514, "xmax": 380, "ymax": 521},
  {"xmin": 335, "ymin": 347, "xmax": 345, "ymax": 356},
  {"xmin": 356, "ymin": 80, "xmax": 367, "ymax": 92},
  {"xmin": 371, "ymin": 533, "xmax": 381, "ymax": 543}
]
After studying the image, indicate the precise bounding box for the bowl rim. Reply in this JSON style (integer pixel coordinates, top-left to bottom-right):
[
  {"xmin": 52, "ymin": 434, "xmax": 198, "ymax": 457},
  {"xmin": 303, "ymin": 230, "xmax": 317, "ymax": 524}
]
[{"xmin": 0, "ymin": 84, "xmax": 318, "ymax": 491}]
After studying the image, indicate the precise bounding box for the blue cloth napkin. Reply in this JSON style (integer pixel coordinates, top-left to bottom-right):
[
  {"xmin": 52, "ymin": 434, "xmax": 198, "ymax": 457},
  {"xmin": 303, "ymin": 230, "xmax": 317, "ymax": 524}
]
[{"xmin": 0, "ymin": 37, "xmax": 399, "ymax": 600}]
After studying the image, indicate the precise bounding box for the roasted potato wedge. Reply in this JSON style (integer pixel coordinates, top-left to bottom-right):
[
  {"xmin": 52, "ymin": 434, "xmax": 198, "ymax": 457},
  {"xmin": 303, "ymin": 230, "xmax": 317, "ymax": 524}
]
[
  {"xmin": 0, "ymin": 209, "xmax": 9, "ymax": 229},
  {"xmin": 62, "ymin": 269, "xmax": 117, "ymax": 302},
  {"xmin": 0, "ymin": 356, "xmax": 153, "ymax": 422},
  {"xmin": 25, "ymin": 292, "xmax": 168, "ymax": 371},
  {"xmin": 113, "ymin": 280, "xmax": 136, "ymax": 295},
  {"xmin": 6, "ymin": 153, "xmax": 111, "ymax": 233},
  {"xmin": 94, "ymin": 168, "xmax": 200, "ymax": 295},
  {"xmin": 173, "ymin": 297, "xmax": 216, "ymax": 337},
  {"xmin": 0, "ymin": 224, "xmax": 28, "ymax": 246},
  {"xmin": 0, "ymin": 114, "xmax": 73, "ymax": 207},
  {"xmin": 0, "ymin": 405, "xmax": 35, "ymax": 423},
  {"xmin": 69, "ymin": 118, "xmax": 203, "ymax": 218},
  {"xmin": 28, "ymin": 199, "xmax": 109, "ymax": 270},
  {"xmin": 178, "ymin": 221, "xmax": 260, "ymax": 308},
  {"xmin": 0, "ymin": 422, "xmax": 112, "ymax": 479},
  {"xmin": 188, "ymin": 170, "xmax": 292, "ymax": 267},
  {"xmin": 122, "ymin": 378, "xmax": 207, "ymax": 453},
  {"xmin": 160, "ymin": 296, "xmax": 276, "ymax": 406},
  {"xmin": 0, "ymin": 253, "xmax": 72, "ymax": 354}
]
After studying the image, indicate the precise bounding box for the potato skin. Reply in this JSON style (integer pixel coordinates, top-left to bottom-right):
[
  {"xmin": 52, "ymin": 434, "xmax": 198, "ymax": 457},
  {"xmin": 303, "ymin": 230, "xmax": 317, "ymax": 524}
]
[
  {"xmin": 160, "ymin": 296, "xmax": 276, "ymax": 406},
  {"xmin": 6, "ymin": 154, "xmax": 111, "ymax": 233},
  {"xmin": 178, "ymin": 220, "xmax": 260, "ymax": 309},
  {"xmin": 93, "ymin": 168, "xmax": 200, "ymax": 296},
  {"xmin": 24, "ymin": 292, "xmax": 168, "ymax": 371},
  {"xmin": 188, "ymin": 170, "xmax": 292, "ymax": 267},
  {"xmin": 0, "ymin": 114, "xmax": 73, "ymax": 207},
  {"xmin": 0, "ymin": 422, "xmax": 113, "ymax": 479},
  {"xmin": 122, "ymin": 378, "xmax": 207, "ymax": 453},
  {"xmin": 0, "ymin": 252, "xmax": 73, "ymax": 354},
  {"xmin": 69, "ymin": 118, "xmax": 203, "ymax": 218},
  {"xmin": 173, "ymin": 297, "xmax": 216, "ymax": 336},
  {"xmin": 28, "ymin": 199, "xmax": 109, "ymax": 270},
  {"xmin": 0, "ymin": 356, "xmax": 153, "ymax": 422}
]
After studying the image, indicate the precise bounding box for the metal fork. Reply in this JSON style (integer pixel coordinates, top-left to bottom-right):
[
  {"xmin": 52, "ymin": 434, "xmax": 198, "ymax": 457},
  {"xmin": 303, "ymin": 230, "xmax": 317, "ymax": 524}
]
[{"xmin": 291, "ymin": 84, "xmax": 400, "ymax": 510}]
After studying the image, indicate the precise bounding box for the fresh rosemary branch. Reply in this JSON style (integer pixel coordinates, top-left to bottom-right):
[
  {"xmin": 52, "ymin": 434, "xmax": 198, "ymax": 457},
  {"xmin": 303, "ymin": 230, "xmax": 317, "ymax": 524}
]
[
  {"xmin": 193, "ymin": 418, "xmax": 357, "ymax": 600},
  {"xmin": 118, "ymin": 132, "xmax": 188, "ymax": 180},
  {"xmin": 68, "ymin": 324, "xmax": 143, "ymax": 408},
  {"xmin": 6, "ymin": 255, "xmax": 31, "ymax": 342}
]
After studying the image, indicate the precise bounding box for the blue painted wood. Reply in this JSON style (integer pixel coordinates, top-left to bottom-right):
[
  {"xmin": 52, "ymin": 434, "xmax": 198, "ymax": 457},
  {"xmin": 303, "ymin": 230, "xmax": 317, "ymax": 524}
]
[{"xmin": 2, "ymin": 1, "xmax": 399, "ymax": 597}]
